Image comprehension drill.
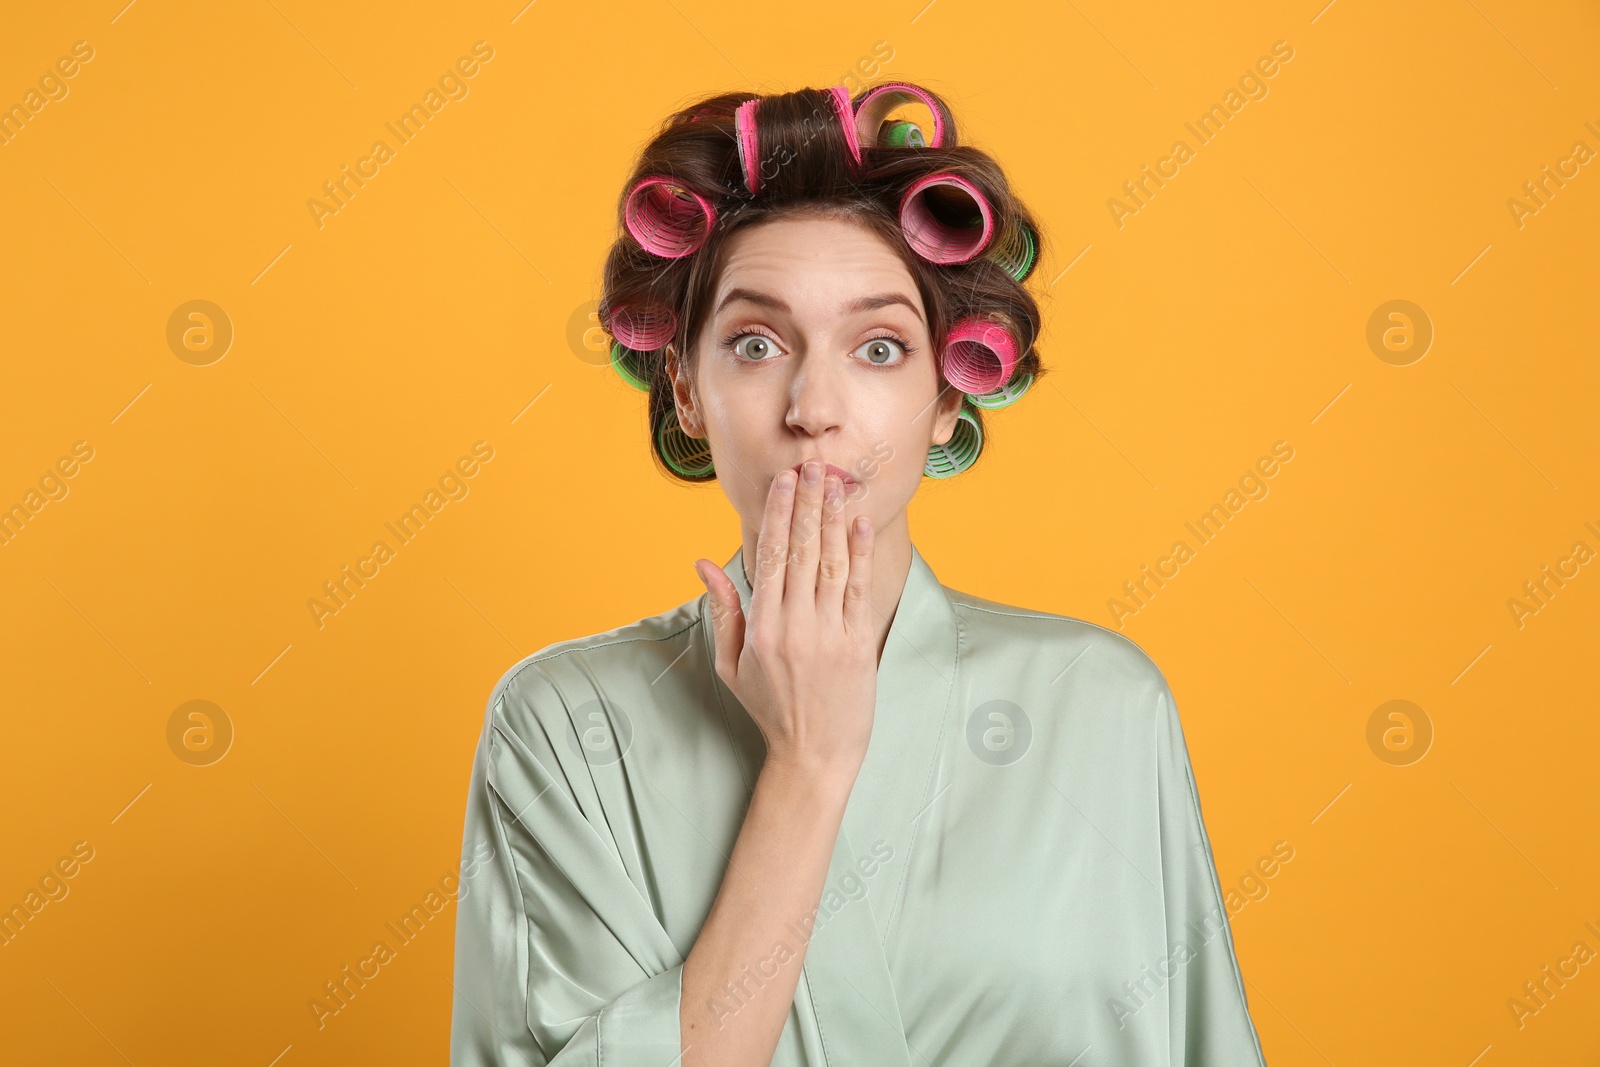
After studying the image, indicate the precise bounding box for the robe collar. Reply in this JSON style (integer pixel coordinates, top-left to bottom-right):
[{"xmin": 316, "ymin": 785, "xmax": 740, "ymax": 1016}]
[{"xmin": 714, "ymin": 540, "xmax": 959, "ymax": 1066}]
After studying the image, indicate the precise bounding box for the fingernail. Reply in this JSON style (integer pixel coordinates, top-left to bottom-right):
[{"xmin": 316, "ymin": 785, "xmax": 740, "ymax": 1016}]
[{"xmin": 803, "ymin": 459, "xmax": 821, "ymax": 483}]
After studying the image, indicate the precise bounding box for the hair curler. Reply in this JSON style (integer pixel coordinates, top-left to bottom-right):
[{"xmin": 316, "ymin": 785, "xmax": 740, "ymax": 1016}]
[
  {"xmin": 657, "ymin": 407, "xmax": 715, "ymax": 477},
  {"xmin": 941, "ymin": 318, "xmax": 1019, "ymax": 394},
  {"xmin": 624, "ymin": 176, "xmax": 716, "ymax": 258},
  {"xmin": 900, "ymin": 173, "xmax": 995, "ymax": 264},
  {"xmin": 735, "ymin": 97, "xmax": 762, "ymax": 194},
  {"xmin": 610, "ymin": 341, "xmax": 651, "ymax": 391},
  {"xmin": 608, "ymin": 302, "xmax": 677, "ymax": 351},
  {"xmin": 884, "ymin": 120, "xmax": 926, "ymax": 147},
  {"xmin": 854, "ymin": 82, "xmax": 949, "ymax": 149},
  {"xmin": 826, "ymin": 85, "xmax": 863, "ymax": 168},
  {"xmin": 966, "ymin": 371, "xmax": 1033, "ymax": 410},
  {"xmin": 986, "ymin": 218, "xmax": 1038, "ymax": 282},
  {"xmin": 924, "ymin": 404, "xmax": 982, "ymax": 478}
]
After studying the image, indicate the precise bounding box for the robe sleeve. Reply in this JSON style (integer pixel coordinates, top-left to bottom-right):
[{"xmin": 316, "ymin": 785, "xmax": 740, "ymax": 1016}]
[
  {"xmin": 1154, "ymin": 681, "xmax": 1270, "ymax": 1066},
  {"xmin": 450, "ymin": 666, "xmax": 685, "ymax": 1067}
]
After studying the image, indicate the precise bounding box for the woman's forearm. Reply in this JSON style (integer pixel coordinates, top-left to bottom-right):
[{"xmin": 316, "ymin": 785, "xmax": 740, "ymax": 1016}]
[{"xmin": 680, "ymin": 758, "xmax": 858, "ymax": 1067}]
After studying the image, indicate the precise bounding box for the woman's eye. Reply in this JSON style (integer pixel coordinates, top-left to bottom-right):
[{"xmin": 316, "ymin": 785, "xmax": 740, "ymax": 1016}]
[
  {"xmin": 731, "ymin": 334, "xmax": 777, "ymax": 361},
  {"xmin": 855, "ymin": 336, "xmax": 907, "ymax": 366}
]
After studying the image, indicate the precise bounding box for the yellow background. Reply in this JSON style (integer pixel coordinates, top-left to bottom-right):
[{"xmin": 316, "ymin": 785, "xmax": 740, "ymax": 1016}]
[{"xmin": 2, "ymin": 0, "xmax": 1597, "ymax": 1063}]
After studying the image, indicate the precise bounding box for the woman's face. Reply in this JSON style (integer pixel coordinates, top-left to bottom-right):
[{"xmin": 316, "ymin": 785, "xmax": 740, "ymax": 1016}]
[{"xmin": 669, "ymin": 213, "xmax": 963, "ymax": 543}]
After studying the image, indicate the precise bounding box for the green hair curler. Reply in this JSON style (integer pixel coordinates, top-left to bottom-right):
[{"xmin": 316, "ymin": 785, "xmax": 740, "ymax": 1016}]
[
  {"xmin": 966, "ymin": 371, "xmax": 1033, "ymax": 410},
  {"xmin": 924, "ymin": 403, "xmax": 983, "ymax": 478},
  {"xmin": 986, "ymin": 218, "xmax": 1038, "ymax": 283},
  {"xmin": 656, "ymin": 407, "xmax": 715, "ymax": 478},
  {"xmin": 610, "ymin": 341, "xmax": 652, "ymax": 392},
  {"xmin": 883, "ymin": 120, "xmax": 926, "ymax": 147}
]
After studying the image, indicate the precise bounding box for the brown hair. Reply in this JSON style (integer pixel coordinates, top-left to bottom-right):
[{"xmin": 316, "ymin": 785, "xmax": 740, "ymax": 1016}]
[{"xmin": 598, "ymin": 83, "xmax": 1049, "ymax": 484}]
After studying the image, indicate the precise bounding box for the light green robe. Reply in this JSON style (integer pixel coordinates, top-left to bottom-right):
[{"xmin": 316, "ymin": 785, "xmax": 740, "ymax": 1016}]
[{"xmin": 451, "ymin": 543, "xmax": 1268, "ymax": 1065}]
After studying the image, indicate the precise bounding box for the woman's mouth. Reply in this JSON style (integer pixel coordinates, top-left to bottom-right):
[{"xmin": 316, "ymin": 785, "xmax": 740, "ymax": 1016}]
[{"xmin": 788, "ymin": 461, "xmax": 858, "ymax": 488}]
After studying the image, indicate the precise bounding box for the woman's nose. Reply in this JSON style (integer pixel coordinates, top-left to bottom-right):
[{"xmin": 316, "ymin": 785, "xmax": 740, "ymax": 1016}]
[{"xmin": 784, "ymin": 356, "xmax": 847, "ymax": 435}]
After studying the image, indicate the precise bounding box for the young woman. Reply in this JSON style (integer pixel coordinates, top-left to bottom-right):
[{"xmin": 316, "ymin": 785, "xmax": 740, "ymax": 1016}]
[{"xmin": 451, "ymin": 83, "xmax": 1268, "ymax": 1067}]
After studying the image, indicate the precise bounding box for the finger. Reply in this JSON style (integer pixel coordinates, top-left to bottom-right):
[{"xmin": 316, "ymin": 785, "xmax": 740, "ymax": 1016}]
[
  {"xmin": 842, "ymin": 515, "xmax": 874, "ymax": 641},
  {"xmin": 816, "ymin": 474, "xmax": 849, "ymax": 615},
  {"xmin": 786, "ymin": 459, "xmax": 824, "ymax": 603},
  {"xmin": 752, "ymin": 468, "xmax": 796, "ymax": 633},
  {"xmin": 695, "ymin": 559, "xmax": 745, "ymax": 682}
]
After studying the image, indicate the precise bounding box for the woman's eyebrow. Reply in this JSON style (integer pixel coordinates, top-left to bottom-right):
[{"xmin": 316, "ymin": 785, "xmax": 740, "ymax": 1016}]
[{"xmin": 714, "ymin": 287, "xmax": 923, "ymax": 321}]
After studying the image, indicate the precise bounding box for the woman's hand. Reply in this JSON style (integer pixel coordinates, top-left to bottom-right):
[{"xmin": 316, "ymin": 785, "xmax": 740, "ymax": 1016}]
[{"xmin": 694, "ymin": 460, "xmax": 878, "ymax": 779}]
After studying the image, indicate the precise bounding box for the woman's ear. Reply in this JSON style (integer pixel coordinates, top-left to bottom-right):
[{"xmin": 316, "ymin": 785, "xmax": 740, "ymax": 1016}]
[
  {"xmin": 664, "ymin": 343, "xmax": 705, "ymax": 438},
  {"xmin": 930, "ymin": 382, "xmax": 964, "ymax": 446}
]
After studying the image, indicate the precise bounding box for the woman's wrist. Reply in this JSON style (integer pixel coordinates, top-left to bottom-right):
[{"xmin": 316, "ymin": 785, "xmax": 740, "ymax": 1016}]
[{"xmin": 758, "ymin": 748, "xmax": 862, "ymax": 802}]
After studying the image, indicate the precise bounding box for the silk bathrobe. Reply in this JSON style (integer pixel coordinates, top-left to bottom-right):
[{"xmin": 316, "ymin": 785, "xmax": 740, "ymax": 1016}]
[{"xmin": 450, "ymin": 543, "xmax": 1269, "ymax": 1066}]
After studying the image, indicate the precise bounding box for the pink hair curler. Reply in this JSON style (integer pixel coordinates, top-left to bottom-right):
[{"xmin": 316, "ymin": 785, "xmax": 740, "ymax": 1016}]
[
  {"xmin": 624, "ymin": 176, "xmax": 716, "ymax": 258},
  {"xmin": 941, "ymin": 318, "xmax": 1019, "ymax": 394},
  {"xmin": 900, "ymin": 172, "xmax": 995, "ymax": 264},
  {"xmin": 827, "ymin": 85, "xmax": 863, "ymax": 167},
  {"xmin": 609, "ymin": 301, "xmax": 677, "ymax": 351},
  {"xmin": 854, "ymin": 82, "xmax": 949, "ymax": 149},
  {"xmin": 735, "ymin": 97, "xmax": 762, "ymax": 194}
]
